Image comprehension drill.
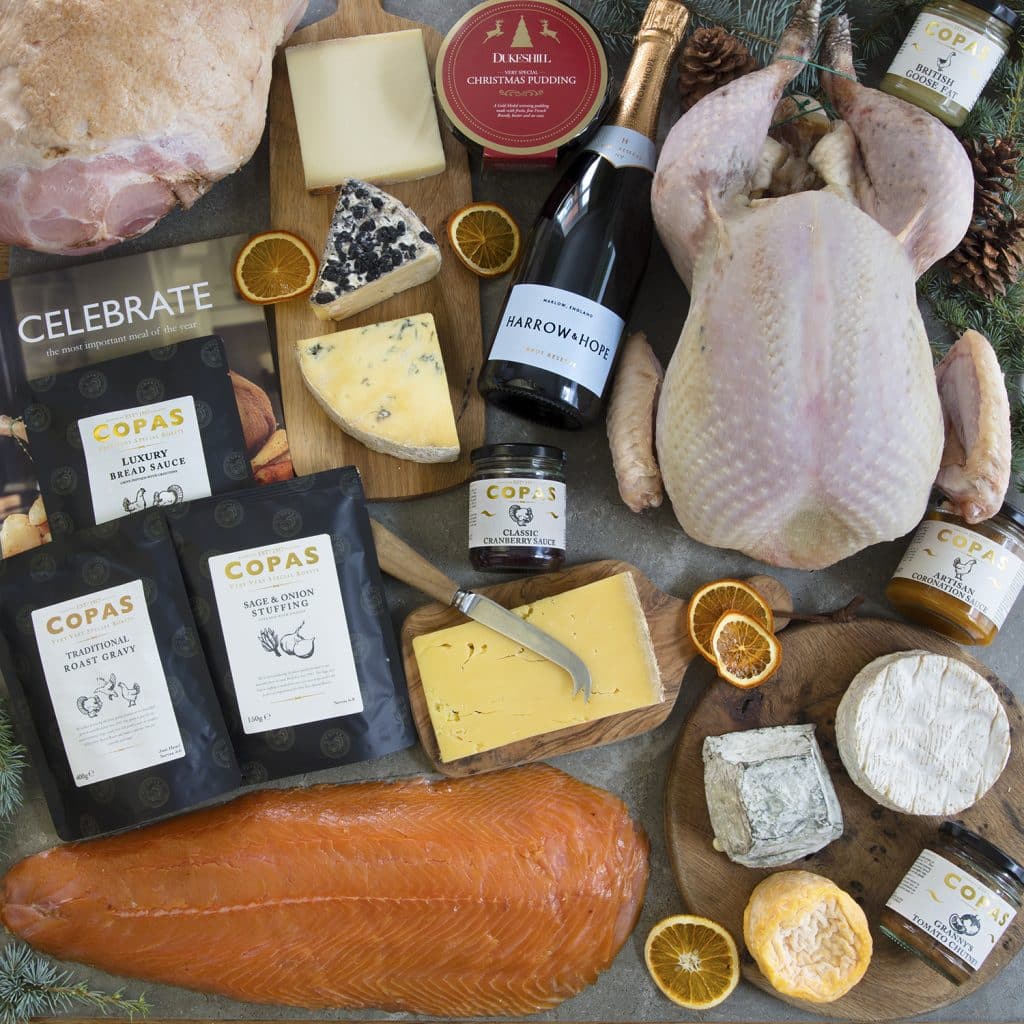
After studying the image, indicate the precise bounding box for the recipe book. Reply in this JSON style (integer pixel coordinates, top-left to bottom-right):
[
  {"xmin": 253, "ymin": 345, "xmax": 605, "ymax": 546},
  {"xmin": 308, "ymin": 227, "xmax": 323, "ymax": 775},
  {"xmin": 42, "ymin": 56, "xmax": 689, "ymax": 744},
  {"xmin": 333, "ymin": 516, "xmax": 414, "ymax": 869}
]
[{"xmin": 0, "ymin": 234, "xmax": 287, "ymax": 523}]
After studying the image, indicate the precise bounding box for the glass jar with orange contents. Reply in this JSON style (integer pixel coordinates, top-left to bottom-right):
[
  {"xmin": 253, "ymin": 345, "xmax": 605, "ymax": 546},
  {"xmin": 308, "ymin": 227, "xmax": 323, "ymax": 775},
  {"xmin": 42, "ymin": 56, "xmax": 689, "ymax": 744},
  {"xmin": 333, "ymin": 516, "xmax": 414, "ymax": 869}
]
[{"xmin": 886, "ymin": 500, "xmax": 1024, "ymax": 644}]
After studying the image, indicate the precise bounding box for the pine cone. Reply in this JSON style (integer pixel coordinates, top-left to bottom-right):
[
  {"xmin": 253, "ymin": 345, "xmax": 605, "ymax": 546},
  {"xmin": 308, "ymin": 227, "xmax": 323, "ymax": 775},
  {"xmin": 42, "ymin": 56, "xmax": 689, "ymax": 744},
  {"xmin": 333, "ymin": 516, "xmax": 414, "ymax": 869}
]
[
  {"xmin": 965, "ymin": 136, "xmax": 1020, "ymax": 222},
  {"xmin": 948, "ymin": 213, "xmax": 1024, "ymax": 298},
  {"xmin": 677, "ymin": 27, "xmax": 758, "ymax": 110}
]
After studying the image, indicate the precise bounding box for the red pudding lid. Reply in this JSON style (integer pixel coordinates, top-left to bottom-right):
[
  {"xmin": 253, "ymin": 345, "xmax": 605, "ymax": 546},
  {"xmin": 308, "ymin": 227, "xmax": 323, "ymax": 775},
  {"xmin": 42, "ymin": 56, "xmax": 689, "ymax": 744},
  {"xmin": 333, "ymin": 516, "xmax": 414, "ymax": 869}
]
[{"xmin": 437, "ymin": 0, "xmax": 609, "ymax": 164}]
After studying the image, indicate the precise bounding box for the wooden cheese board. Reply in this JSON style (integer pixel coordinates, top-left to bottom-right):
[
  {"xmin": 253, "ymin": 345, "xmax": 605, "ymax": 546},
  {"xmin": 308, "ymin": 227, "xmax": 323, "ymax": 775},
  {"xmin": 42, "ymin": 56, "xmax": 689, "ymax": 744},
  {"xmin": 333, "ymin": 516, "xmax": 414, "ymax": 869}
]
[
  {"xmin": 400, "ymin": 558, "xmax": 697, "ymax": 776},
  {"xmin": 665, "ymin": 618, "xmax": 1024, "ymax": 1020},
  {"xmin": 267, "ymin": 0, "xmax": 485, "ymax": 499}
]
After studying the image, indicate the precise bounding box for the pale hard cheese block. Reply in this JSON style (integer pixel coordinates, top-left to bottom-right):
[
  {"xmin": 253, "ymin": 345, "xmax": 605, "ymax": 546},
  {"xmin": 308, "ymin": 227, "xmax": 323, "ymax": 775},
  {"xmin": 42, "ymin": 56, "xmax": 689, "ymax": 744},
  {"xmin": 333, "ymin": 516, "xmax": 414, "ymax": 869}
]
[
  {"xmin": 297, "ymin": 314, "xmax": 459, "ymax": 463},
  {"xmin": 744, "ymin": 871, "xmax": 872, "ymax": 1004},
  {"xmin": 285, "ymin": 30, "xmax": 446, "ymax": 190},
  {"xmin": 703, "ymin": 724, "xmax": 843, "ymax": 868},
  {"xmin": 836, "ymin": 649, "xmax": 1010, "ymax": 816},
  {"xmin": 310, "ymin": 180, "xmax": 441, "ymax": 322},
  {"xmin": 412, "ymin": 573, "xmax": 663, "ymax": 762}
]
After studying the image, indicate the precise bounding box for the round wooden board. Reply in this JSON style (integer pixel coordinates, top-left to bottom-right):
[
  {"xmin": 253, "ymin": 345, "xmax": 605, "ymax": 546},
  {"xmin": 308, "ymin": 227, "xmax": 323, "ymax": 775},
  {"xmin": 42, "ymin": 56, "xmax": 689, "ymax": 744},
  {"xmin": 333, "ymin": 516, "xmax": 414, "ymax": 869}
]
[{"xmin": 665, "ymin": 618, "xmax": 1024, "ymax": 1020}]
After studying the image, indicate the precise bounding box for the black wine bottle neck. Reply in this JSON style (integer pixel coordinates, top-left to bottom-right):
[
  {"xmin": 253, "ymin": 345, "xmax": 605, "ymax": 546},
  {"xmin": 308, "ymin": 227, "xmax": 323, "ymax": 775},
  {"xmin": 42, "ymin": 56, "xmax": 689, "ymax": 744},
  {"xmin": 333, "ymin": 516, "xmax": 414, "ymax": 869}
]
[{"xmin": 606, "ymin": 0, "xmax": 690, "ymax": 141}]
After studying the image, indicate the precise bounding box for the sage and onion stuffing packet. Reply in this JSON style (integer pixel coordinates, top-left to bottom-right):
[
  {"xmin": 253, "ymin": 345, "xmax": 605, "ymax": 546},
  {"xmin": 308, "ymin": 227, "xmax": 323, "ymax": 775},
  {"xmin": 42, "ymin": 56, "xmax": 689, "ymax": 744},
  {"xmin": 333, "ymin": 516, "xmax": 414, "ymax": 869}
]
[{"xmin": 166, "ymin": 467, "xmax": 417, "ymax": 782}]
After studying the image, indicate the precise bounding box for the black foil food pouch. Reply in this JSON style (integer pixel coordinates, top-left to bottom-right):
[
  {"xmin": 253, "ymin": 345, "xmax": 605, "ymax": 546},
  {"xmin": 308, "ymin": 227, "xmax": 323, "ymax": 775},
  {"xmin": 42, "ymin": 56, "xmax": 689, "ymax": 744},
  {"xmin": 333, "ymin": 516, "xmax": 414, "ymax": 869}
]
[
  {"xmin": 0, "ymin": 512, "xmax": 241, "ymax": 841},
  {"xmin": 23, "ymin": 335, "xmax": 251, "ymax": 535},
  {"xmin": 166, "ymin": 467, "xmax": 416, "ymax": 782}
]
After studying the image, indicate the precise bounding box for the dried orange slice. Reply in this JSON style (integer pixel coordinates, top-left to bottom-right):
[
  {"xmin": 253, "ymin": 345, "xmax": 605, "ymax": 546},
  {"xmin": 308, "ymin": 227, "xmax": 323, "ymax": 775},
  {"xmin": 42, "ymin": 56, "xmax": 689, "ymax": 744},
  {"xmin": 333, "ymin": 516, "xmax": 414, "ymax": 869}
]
[
  {"xmin": 711, "ymin": 611, "xmax": 782, "ymax": 688},
  {"xmin": 644, "ymin": 914, "xmax": 740, "ymax": 1009},
  {"xmin": 447, "ymin": 202, "xmax": 520, "ymax": 278},
  {"xmin": 233, "ymin": 230, "xmax": 318, "ymax": 304},
  {"xmin": 687, "ymin": 579, "xmax": 774, "ymax": 663}
]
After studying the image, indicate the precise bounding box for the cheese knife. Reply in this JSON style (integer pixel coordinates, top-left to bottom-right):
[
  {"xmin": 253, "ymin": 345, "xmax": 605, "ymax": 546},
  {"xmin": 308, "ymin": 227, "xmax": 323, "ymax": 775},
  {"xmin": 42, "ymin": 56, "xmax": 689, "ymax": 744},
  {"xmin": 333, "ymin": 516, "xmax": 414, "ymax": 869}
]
[{"xmin": 369, "ymin": 520, "xmax": 592, "ymax": 701}]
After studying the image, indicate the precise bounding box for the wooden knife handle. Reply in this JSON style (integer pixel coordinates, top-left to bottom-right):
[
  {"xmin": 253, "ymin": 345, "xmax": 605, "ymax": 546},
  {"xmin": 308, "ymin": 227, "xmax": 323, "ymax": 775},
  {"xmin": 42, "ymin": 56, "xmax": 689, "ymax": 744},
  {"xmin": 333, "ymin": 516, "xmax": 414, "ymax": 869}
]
[{"xmin": 370, "ymin": 519, "xmax": 460, "ymax": 607}]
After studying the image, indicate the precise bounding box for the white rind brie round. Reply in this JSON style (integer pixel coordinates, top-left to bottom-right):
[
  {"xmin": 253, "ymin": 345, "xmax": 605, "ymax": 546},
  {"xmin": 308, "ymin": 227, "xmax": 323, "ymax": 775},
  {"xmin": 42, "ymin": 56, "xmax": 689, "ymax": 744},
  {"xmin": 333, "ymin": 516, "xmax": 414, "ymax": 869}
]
[{"xmin": 836, "ymin": 650, "xmax": 1010, "ymax": 816}]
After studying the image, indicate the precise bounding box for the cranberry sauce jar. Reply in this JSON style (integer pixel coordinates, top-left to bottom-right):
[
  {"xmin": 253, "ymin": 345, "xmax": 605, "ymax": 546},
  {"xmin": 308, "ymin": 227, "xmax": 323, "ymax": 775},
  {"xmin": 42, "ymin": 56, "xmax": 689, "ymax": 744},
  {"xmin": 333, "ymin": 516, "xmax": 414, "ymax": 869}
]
[{"xmin": 468, "ymin": 443, "xmax": 566, "ymax": 572}]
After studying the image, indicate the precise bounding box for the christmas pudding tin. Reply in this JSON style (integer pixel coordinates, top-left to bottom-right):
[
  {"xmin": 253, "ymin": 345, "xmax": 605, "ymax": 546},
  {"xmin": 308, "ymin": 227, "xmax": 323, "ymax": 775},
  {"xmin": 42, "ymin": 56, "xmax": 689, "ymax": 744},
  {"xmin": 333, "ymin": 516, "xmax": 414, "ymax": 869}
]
[{"xmin": 436, "ymin": 0, "xmax": 610, "ymax": 167}]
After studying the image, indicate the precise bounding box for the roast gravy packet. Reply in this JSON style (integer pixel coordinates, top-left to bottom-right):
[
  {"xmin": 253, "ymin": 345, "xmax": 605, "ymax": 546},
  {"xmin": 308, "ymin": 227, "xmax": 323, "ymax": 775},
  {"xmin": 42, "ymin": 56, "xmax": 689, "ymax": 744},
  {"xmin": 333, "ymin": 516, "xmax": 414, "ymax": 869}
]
[
  {"xmin": 23, "ymin": 335, "xmax": 251, "ymax": 534},
  {"xmin": 166, "ymin": 468, "xmax": 417, "ymax": 782},
  {"xmin": 0, "ymin": 512, "xmax": 241, "ymax": 841}
]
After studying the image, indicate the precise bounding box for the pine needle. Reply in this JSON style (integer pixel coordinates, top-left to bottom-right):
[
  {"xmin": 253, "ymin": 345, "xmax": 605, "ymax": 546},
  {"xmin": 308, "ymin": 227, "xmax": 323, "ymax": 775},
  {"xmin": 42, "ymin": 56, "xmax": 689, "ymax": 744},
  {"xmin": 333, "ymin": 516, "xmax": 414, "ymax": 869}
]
[
  {"xmin": 0, "ymin": 944, "xmax": 149, "ymax": 1024},
  {"xmin": 0, "ymin": 702, "xmax": 25, "ymax": 825}
]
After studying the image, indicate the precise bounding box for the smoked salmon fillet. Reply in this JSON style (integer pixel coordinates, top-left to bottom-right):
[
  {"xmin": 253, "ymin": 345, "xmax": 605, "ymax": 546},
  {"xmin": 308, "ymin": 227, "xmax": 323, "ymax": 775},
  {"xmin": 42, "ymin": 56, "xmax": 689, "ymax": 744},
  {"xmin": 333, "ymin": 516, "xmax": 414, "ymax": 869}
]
[{"xmin": 0, "ymin": 764, "xmax": 649, "ymax": 1016}]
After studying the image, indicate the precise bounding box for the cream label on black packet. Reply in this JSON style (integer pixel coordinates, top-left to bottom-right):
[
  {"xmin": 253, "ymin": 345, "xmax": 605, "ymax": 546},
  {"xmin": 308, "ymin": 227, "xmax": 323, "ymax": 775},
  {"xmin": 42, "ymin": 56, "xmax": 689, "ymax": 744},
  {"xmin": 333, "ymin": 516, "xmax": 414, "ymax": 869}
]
[
  {"xmin": 209, "ymin": 535, "xmax": 364, "ymax": 734},
  {"xmin": 31, "ymin": 579, "xmax": 184, "ymax": 788},
  {"xmin": 78, "ymin": 396, "xmax": 211, "ymax": 524}
]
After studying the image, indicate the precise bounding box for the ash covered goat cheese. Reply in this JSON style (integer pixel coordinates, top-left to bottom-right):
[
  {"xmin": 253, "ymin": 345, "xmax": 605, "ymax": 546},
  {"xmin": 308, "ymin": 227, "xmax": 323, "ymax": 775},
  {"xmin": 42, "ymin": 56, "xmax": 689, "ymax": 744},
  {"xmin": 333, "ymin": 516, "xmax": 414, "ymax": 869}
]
[
  {"xmin": 703, "ymin": 724, "xmax": 843, "ymax": 868},
  {"xmin": 309, "ymin": 180, "xmax": 442, "ymax": 322}
]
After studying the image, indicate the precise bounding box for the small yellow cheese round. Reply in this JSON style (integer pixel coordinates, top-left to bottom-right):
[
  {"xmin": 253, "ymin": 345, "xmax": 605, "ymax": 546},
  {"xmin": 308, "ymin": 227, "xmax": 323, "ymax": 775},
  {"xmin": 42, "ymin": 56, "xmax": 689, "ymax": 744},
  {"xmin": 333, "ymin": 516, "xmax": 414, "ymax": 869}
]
[{"xmin": 743, "ymin": 870, "xmax": 872, "ymax": 1004}]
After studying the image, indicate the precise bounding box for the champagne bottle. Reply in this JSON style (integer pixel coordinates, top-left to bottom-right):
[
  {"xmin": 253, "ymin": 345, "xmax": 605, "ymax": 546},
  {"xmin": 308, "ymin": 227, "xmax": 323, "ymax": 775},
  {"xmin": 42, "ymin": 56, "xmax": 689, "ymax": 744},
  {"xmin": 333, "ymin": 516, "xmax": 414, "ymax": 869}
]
[{"xmin": 477, "ymin": 0, "xmax": 689, "ymax": 428}]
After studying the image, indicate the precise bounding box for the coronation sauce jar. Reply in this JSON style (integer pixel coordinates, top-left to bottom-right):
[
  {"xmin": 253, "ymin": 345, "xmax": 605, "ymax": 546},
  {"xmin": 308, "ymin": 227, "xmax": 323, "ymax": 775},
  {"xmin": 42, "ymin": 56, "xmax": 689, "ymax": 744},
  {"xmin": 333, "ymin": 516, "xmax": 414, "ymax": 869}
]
[
  {"xmin": 881, "ymin": 822, "xmax": 1024, "ymax": 983},
  {"xmin": 886, "ymin": 501, "xmax": 1024, "ymax": 644},
  {"xmin": 468, "ymin": 443, "xmax": 566, "ymax": 572},
  {"xmin": 879, "ymin": 0, "xmax": 1019, "ymax": 127}
]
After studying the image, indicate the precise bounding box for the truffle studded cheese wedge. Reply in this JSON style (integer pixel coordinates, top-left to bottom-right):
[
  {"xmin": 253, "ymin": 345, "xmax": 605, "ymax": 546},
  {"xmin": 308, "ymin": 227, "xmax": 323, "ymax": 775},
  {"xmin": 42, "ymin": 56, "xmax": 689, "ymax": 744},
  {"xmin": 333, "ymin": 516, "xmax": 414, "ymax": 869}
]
[
  {"xmin": 836, "ymin": 650, "xmax": 1010, "ymax": 815},
  {"xmin": 309, "ymin": 180, "xmax": 441, "ymax": 322},
  {"xmin": 743, "ymin": 871, "xmax": 872, "ymax": 1004},
  {"xmin": 297, "ymin": 314, "xmax": 459, "ymax": 464}
]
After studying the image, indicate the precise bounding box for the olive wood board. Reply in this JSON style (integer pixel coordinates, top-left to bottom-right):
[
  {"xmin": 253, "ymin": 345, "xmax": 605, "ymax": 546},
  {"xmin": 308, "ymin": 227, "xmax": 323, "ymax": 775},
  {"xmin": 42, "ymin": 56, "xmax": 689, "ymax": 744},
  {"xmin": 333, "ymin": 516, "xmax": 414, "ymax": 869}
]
[
  {"xmin": 665, "ymin": 618, "xmax": 1024, "ymax": 1020},
  {"xmin": 267, "ymin": 0, "xmax": 484, "ymax": 499},
  {"xmin": 400, "ymin": 558, "xmax": 695, "ymax": 776}
]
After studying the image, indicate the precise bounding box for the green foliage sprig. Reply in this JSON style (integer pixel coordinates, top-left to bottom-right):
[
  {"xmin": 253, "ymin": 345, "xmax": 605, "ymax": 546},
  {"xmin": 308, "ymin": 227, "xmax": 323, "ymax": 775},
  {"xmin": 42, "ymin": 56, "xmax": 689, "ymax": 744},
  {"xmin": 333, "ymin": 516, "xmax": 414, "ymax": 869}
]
[
  {"xmin": 0, "ymin": 703, "xmax": 25, "ymax": 825},
  {"xmin": 0, "ymin": 944, "xmax": 149, "ymax": 1024},
  {"xmin": 0, "ymin": 705, "xmax": 147, "ymax": 1023},
  {"xmin": 590, "ymin": 0, "xmax": 848, "ymax": 90}
]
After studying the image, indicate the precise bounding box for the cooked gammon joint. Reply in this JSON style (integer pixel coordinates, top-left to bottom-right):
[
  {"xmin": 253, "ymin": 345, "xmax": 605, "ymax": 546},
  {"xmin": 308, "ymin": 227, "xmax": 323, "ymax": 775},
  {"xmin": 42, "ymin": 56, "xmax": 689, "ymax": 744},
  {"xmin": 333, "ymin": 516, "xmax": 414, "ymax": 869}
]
[
  {"xmin": 934, "ymin": 330, "xmax": 1011, "ymax": 523},
  {"xmin": 0, "ymin": 0, "xmax": 307, "ymax": 255},
  {"xmin": 650, "ymin": 2, "xmax": 975, "ymax": 569},
  {"xmin": 607, "ymin": 332, "xmax": 664, "ymax": 513}
]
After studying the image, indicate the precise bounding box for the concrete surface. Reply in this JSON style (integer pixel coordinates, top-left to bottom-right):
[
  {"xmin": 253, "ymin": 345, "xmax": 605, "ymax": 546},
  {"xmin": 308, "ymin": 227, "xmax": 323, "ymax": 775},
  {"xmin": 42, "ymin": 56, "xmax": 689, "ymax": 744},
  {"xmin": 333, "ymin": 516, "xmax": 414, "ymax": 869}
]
[{"xmin": 7, "ymin": 0, "xmax": 1024, "ymax": 1021}]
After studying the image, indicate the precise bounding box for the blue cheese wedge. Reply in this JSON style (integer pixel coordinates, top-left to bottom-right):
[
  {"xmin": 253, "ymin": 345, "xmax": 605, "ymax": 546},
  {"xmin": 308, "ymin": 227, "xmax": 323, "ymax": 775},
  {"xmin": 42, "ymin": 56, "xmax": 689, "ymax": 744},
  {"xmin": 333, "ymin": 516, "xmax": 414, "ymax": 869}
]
[
  {"xmin": 310, "ymin": 180, "xmax": 442, "ymax": 322},
  {"xmin": 703, "ymin": 724, "xmax": 843, "ymax": 868},
  {"xmin": 297, "ymin": 314, "xmax": 459, "ymax": 463}
]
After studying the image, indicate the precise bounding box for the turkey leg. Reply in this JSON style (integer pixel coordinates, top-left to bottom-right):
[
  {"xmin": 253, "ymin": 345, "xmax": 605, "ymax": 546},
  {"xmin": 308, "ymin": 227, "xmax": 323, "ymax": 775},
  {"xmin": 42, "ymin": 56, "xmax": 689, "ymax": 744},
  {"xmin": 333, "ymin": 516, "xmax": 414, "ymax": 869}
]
[
  {"xmin": 651, "ymin": 0, "xmax": 820, "ymax": 289},
  {"xmin": 934, "ymin": 331, "xmax": 1011, "ymax": 523},
  {"xmin": 820, "ymin": 17, "xmax": 973, "ymax": 277}
]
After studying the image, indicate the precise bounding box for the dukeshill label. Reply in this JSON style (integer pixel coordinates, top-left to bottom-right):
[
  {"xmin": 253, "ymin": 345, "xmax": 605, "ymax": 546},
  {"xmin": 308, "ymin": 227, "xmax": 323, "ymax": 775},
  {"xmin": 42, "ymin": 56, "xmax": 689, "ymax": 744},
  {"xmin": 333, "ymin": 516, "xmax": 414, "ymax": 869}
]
[
  {"xmin": 583, "ymin": 126, "xmax": 656, "ymax": 171},
  {"xmin": 886, "ymin": 12, "xmax": 1003, "ymax": 110},
  {"xmin": 208, "ymin": 535, "xmax": 363, "ymax": 734},
  {"xmin": 489, "ymin": 283, "xmax": 625, "ymax": 396},
  {"xmin": 892, "ymin": 519, "xmax": 1024, "ymax": 627},
  {"xmin": 31, "ymin": 580, "xmax": 184, "ymax": 787},
  {"xmin": 78, "ymin": 395, "xmax": 211, "ymax": 524},
  {"xmin": 887, "ymin": 849, "xmax": 1016, "ymax": 970},
  {"xmin": 469, "ymin": 477, "xmax": 566, "ymax": 550}
]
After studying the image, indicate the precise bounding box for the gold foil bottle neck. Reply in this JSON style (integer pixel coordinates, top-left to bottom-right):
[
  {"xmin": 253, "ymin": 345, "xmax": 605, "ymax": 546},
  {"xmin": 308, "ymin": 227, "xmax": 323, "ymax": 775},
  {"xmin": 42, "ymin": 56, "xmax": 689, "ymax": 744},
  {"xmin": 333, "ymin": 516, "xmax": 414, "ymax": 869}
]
[
  {"xmin": 609, "ymin": 0, "xmax": 690, "ymax": 139},
  {"xmin": 639, "ymin": 0, "xmax": 691, "ymax": 37}
]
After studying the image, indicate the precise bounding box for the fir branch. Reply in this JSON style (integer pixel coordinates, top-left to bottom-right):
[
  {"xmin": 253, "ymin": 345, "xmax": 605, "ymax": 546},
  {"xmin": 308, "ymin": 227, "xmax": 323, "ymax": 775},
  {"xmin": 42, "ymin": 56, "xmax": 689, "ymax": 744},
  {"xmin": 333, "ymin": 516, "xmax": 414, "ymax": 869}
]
[
  {"xmin": 0, "ymin": 944, "xmax": 149, "ymax": 1024},
  {"xmin": 0, "ymin": 703, "xmax": 25, "ymax": 825}
]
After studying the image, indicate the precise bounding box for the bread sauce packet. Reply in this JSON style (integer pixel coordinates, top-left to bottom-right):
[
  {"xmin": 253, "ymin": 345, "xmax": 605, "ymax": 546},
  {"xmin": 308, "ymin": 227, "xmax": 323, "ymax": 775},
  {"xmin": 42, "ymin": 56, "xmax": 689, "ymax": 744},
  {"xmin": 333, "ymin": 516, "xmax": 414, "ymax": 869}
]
[
  {"xmin": 166, "ymin": 468, "xmax": 417, "ymax": 783},
  {"xmin": 23, "ymin": 335, "xmax": 251, "ymax": 535},
  {"xmin": 0, "ymin": 512, "xmax": 241, "ymax": 841}
]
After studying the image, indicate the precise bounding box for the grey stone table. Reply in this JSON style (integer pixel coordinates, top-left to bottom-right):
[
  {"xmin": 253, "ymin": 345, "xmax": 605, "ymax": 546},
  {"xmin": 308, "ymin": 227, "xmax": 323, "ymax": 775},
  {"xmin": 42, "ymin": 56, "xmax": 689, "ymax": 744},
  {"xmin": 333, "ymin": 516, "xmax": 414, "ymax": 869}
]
[{"xmin": 7, "ymin": 1, "xmax": 1024, "ymax": 1021}]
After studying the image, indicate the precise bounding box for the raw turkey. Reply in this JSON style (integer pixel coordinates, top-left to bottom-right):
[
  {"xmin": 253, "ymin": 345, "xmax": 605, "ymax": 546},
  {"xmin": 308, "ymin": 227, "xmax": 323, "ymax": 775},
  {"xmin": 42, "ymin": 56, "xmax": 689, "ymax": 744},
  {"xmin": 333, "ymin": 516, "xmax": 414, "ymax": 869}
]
[
  {"xmin": 0, "ymin": 0, "xmax": 307, "ymax": 255},
  {"xmin": 649, "ymin": 0, "xmax": 1008, "ymax": 569}
]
